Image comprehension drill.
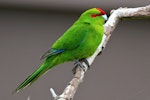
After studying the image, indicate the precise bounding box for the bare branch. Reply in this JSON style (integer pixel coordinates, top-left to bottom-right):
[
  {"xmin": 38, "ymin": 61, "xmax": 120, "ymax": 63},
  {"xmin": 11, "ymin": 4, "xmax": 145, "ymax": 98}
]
[{"xmin": 50, "ymin": 5, "xmax": 150, "ymax": 100}]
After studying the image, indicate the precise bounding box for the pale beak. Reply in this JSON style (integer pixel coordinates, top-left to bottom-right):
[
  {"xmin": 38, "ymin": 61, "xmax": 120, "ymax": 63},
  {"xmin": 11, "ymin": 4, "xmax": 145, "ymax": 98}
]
[{"xmin": 102, "ymin": 14, "xmax": 108, "ymax": 21}]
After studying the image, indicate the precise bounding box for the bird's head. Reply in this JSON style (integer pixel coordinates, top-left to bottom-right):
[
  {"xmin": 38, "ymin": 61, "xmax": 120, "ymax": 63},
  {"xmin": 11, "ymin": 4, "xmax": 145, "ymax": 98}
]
[{"xmin": 78, "ymin": 8, "xmax": 107, "ymax": 24}]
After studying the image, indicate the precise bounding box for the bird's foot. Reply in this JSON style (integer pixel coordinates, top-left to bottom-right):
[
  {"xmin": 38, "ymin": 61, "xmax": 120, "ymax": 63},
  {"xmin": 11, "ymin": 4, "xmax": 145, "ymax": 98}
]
[
  {"xmin": 81, "ymin": 58, "xmax": 90, "ymax": 69},
  {"xmin": 72, "ymin": 58, "xmax": 90, "ymax": 74},
  {"xmin": 72, "ymin": 60, "xmax": 85, "ymax": 74}
]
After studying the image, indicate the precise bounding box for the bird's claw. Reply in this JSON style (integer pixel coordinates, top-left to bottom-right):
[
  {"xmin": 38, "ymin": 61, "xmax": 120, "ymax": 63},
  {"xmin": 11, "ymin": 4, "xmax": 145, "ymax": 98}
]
[
  {"xmin": 72, "ymin": 60, "xmax": 84, "ymax": 74},
  {"xmin": 72, "ymin": 59, "xmax": 90, "ymax": 74}
]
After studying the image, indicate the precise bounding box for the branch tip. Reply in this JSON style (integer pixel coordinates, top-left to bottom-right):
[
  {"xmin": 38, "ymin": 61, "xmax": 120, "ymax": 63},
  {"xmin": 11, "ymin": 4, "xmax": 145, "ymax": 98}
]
[
  {"xmin": 50, "ymin": 88, "xmax": 58, "ymax": 99},
  {"xmin": 27, "ymin": 96, "xmax": 30, "ymax": 100}
]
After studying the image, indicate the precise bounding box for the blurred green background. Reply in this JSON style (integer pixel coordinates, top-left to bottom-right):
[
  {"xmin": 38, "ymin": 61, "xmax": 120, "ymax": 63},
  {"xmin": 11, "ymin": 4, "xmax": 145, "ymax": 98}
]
[{"xmin": 0, "ymin": 1, "xmax": 150, "ymax": 100}]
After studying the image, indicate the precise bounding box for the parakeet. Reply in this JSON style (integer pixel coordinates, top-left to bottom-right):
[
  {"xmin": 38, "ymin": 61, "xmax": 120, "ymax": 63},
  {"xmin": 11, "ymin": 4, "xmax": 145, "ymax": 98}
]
[{"xmin": 13, "ymin": 8, "xmax": 107, "ymax": 93}]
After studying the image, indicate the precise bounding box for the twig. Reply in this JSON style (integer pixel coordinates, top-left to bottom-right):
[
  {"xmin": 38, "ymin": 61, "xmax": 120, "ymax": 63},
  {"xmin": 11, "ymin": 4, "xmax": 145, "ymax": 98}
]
[
  {"xmin": 50, "ymin": 5, "xmax": 150, "ymax": 100},
  {"xmin": 27, "ymin": 96, "xmax": 30, "ymax": 100}
]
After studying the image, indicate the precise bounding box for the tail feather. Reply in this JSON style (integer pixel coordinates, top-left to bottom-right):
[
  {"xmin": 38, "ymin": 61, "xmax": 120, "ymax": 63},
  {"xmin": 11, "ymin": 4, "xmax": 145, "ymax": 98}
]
[{"xmin": 13, "ymin": 60, "xmax": 52, "ymax": 94}]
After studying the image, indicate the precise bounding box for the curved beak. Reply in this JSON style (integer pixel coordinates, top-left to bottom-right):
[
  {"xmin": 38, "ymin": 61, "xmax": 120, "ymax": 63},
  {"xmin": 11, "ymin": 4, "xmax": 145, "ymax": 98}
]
[{"xmin": 102, "ymin": 14, "xmax": 108, "ymax": 21}]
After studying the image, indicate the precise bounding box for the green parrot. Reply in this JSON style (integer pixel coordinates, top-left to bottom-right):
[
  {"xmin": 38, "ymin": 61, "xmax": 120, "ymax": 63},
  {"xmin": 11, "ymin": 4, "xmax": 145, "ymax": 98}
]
[{"xmin": 13, "ymin": 8, "xmax": 107, "ymax": 93}]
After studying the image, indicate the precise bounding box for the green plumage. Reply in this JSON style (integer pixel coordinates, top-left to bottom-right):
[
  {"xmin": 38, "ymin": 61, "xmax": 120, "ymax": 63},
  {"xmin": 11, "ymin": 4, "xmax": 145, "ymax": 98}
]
[{"xmin": 13, "ymin": 8, "xmax": 106, "ymax": 93}]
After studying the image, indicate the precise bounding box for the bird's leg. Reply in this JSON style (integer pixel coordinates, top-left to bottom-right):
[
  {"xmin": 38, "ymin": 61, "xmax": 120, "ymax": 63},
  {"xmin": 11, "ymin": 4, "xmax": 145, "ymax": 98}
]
[
  {"xmin": 72, "ymin": 58, "xmax": 90, "ymax": 74},
  {"xmin": 79, "ymin": 58, "xmax": 90, "ymax": 69},
  {"xmin": 72, "ymin": 60, "xmax": 83, "ymax": 74}
]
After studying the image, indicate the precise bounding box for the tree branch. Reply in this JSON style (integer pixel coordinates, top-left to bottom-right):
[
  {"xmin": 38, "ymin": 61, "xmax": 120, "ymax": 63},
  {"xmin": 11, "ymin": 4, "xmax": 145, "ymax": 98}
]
[{"xmin": 50, "ymin": 5, "xmax": 150, "ymax": 100}]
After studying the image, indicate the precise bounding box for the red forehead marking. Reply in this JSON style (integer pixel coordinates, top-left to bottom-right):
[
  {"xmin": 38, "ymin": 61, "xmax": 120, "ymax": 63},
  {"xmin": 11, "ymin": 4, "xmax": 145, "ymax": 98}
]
[
  {"xmin": 96, "ymin": 8, "xmax": 106, "ymax": 15},
  {"xmin": 91, "ymin": 8, "xmax": 106, "ymax": 18},
  {"xmin": 91, "ymin": 14, "xmax": 101, "ymax": 18}
]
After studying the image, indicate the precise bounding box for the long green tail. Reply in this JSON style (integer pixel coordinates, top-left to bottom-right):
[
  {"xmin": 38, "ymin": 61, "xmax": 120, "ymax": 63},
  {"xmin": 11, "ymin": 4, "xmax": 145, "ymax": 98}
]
[{"xmin": 13, "ymin": 57, "xmax": 57, "ymax": 94}]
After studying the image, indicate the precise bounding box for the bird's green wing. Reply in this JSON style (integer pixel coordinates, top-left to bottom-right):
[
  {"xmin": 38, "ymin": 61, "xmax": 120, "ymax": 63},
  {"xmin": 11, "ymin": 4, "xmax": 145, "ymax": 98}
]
[
  {"xmin": 40, "ymin": 48, "xmax": 64, "ymax": 59},
  {"xmin": 53, "ymin": 24, "xmax": 89, "ymax": 50},
  {"xmin": 41, "ymin": 24, "xmax": 89, "ymax": 59}
]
